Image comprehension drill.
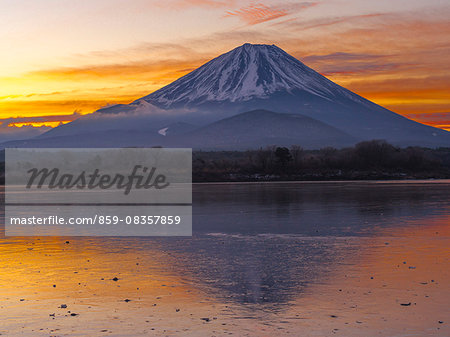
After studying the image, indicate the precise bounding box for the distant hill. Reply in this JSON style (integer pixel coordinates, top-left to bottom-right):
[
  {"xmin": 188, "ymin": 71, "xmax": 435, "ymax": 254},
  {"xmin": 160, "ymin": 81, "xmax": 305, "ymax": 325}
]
[{"xmin": 172, "ymin": 110, "xmax": 356, "ymax": 150}]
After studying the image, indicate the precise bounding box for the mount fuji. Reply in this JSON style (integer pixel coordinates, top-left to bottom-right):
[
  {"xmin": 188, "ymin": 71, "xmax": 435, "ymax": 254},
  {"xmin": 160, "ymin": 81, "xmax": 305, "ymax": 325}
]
[{"xmin": 2, "ymin": 43, "xmax": 450, "ymax": 149}]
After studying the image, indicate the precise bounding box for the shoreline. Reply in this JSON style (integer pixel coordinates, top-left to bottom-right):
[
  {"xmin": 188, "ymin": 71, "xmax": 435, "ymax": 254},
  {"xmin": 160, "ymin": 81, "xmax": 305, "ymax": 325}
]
[
  {"xmin": 191, "ymin": 178, "xmax": 450, "ymax": 185},
  {"xmin": 2, "ymin": 178, "xmax": 450, "ymax": 187}
]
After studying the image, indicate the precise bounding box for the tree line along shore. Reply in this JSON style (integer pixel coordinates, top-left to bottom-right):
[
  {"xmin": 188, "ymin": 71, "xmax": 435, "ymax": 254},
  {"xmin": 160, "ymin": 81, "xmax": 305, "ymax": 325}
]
[
  {"xmin": 192, "ymin": 140, "xmax": 450, "ymax": 182},
  {"xmin": 1, "ymin": 141, "xmax": 450, "ymax": 184}
]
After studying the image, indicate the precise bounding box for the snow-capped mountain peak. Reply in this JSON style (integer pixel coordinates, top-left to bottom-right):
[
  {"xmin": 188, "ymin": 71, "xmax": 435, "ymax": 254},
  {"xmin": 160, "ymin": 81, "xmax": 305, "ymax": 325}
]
[
  {"xmin": 9, "ymin": 43, "xmax": 448, "ymax": 149},
  {"xmin": 138, "ymin": 43, "xmax": 353, "ymax": 107}
]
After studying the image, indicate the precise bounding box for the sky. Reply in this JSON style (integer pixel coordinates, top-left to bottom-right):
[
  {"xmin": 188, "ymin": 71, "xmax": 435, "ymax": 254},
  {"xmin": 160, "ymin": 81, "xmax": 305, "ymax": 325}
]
[{"xmin": 0, "ymin": 0, "xmax": 449, "ymax": 136}]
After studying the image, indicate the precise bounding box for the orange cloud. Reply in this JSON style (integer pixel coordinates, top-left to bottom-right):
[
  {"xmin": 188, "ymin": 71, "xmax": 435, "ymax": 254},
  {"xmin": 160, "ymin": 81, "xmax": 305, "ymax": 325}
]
[
  {"xmin": 403, "ymin": 112, "xmax": 450, "ymax": 131},
  {"xmin": 0, "ymin": 99, "xmax": 132, "ymax": 120},
  {"xmin": 225, "ymin": 2, "xmax": 317, "ymax": 25},
  {"xmin": 301, "ymin": 52, "xmax": 403, "ymax": 77},
  {"xmin": 9, "ymin": 121, "xmax": 69, "ymax": 128},
  {"xmin": 0, "ymin": 112, "xmax": 81, "ymax": 127},
  {"xmin": 167, "ymin": 0, "xmax": 234, "ymax": 9},
  {"xmin": 28, "ymin": 59, "xmax": 208, "ymax": 82},
  {"xmin": 276, "ymin": 13, "xmax": 384, "ymax": 31}
]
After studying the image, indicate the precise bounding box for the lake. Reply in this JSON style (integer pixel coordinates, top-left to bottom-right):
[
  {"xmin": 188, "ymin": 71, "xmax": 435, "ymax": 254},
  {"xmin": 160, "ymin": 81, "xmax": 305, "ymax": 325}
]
[{"xmin": 0, "ymin": 181, "xmax": 449, "ymax": 336}]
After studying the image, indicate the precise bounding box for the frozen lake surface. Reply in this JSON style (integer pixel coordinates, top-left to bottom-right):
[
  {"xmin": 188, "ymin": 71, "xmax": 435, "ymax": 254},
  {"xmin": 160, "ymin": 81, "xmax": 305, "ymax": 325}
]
[{"xmin": 0, "ymin": 181, "xmax": 449, "ymax": 336}]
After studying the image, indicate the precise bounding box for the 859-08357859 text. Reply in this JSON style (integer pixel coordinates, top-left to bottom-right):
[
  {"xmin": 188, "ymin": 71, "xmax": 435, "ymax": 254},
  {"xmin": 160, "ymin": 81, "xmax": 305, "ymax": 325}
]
[{"xmin": 9, "ymin": 215, "xmax": 183, "ymax": 226}]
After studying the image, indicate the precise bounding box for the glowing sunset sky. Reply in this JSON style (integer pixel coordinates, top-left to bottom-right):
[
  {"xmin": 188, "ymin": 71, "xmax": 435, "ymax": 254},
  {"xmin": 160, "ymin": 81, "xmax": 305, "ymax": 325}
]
[{"xmin": 0, "ymin": 0, "xmax": 449, "ymax": 133}]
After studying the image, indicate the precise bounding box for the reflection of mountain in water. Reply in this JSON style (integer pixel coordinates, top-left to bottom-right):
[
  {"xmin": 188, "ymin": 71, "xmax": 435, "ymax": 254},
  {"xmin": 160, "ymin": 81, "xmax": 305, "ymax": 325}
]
[
  {"xmin": 160, "ymin": 182, "xmax": 450, "ymax": 305},
  {"xmin": 158, "ymin": 234, "xmax": 358, "ymax": 306}
]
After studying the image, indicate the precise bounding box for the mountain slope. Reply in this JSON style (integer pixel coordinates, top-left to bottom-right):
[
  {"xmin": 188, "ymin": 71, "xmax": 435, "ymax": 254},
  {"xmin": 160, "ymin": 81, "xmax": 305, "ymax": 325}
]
[{"xmin": 172, "ymin": 109, "xmax": 356, "ymax": 150}]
